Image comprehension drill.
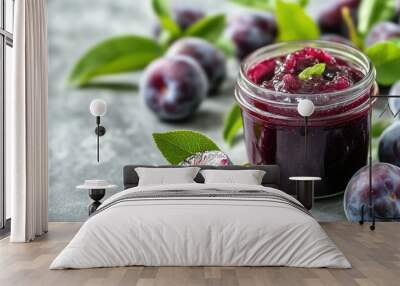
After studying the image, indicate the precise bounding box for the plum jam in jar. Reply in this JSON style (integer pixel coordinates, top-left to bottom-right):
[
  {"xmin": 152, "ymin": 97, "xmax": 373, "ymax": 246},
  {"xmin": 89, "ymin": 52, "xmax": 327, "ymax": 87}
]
[{"xmin": 235, "ymin": 41, "xmax": 377, "ymax": 197}]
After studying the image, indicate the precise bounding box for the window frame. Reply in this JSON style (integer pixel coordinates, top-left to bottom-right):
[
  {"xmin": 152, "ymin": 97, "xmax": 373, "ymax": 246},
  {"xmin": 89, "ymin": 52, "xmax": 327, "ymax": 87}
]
[{"xmin": 0, "ymin": 0, "xmax": 13, "ymax": 231}]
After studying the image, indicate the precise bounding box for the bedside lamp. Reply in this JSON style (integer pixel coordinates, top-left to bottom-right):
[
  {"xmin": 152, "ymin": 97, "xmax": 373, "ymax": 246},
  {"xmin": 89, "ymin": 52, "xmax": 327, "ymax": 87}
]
[
  {"xmin": 297, "ymin": 99, "xmax": 315, "ymax": 162},
  {"xmin": 289, "ymin": 99, "xmax": 320, "ymax": 210},
  {"xmin": 90, "ymin": 99, "xmax": 107, "ymax": 162}
]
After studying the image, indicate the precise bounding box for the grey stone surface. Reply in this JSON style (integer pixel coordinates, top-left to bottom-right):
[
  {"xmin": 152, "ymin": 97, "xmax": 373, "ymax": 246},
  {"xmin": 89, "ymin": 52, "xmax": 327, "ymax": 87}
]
[{"xmin": 48, "ymin": 0, "xmax": 345, "ymax": 221}]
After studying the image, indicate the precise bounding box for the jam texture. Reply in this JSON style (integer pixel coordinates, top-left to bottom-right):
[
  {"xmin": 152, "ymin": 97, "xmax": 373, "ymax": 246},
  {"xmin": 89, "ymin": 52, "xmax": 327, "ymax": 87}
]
[{"xmin": 247, "ymin": 47, "xmax": 364, "ymax": 94}]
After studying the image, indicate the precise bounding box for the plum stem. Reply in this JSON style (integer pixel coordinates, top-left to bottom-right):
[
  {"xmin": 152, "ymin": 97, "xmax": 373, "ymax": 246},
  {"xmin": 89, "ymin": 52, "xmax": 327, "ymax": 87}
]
[{"xmin": 341, "ymin": 7, "xmax": 363, "ymax": 50}]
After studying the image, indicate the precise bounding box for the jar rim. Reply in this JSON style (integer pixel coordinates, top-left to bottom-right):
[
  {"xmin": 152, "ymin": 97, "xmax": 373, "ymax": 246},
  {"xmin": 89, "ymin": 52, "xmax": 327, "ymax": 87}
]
[
  {"xmin": 235, "ymin": 85, "xmax": 376, "ymax": 126},
  {"xmin": 238, "ymin": 40, "xmax": 376, "ymax": 104}
]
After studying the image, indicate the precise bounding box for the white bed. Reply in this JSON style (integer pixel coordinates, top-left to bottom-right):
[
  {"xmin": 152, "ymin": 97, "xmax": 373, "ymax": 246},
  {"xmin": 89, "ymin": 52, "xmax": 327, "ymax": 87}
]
[{"xmin": 50, "ymin": 183, "xmax": 350, "ymax": 269}]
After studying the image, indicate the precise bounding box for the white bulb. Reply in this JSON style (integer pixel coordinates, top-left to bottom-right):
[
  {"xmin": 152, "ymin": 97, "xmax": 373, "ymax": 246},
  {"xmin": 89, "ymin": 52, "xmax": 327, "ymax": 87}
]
[
  {"xmin": 297, "ymin": 99, "xmax": 315, "ymax": 117},
  {"xmin": 90, "ymin": 99, "xmax": 107, "ymax": 117}
]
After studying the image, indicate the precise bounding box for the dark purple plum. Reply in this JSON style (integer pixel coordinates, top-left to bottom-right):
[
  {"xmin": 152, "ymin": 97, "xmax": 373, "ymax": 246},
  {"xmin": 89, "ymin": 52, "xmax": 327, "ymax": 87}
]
[
  {"xmin": 320, "ymin": 34, "xmax": 355, "ymax": 47},
  {"xmin": 389, "ymin": 81, "xmax": 400, "ymax": 116},
  {"xmin": 225, "ymin": 12, "xmax": 277, "ymax": 60},
  {"xmin": 317, "ymin": 0, "xmax": 359, "ymax": 36},
  {"xmin": 153, "ymin": 6, "xmax": 205, "ymax": 38},
  {"xmin": 378, "ymin": 122, "xmax": 400, "ymax": 167},
  {"xmin": 167, "ymin": 37, "xmax": 226, "ymax": 94},
  {"xmin": 365, "ymin": 22, "xmax": 400, "ymax": 47},
  {"xmin": 344, "ymin": 163, "xmax": 400, "ymax": 222},
  {"xmin": 173, "ymin": 6, "xmax": 204, "ymax": 30},
  {"xmin": 140, "ymin": 55, "xmax": 208, "ymax": 121}
]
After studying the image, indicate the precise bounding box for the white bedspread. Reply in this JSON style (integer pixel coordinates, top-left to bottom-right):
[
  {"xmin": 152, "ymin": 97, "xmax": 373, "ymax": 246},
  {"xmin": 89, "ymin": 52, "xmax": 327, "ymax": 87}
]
[{"xmin": 50, "ymin": 183, "xmax": 350, "ymax": 269}]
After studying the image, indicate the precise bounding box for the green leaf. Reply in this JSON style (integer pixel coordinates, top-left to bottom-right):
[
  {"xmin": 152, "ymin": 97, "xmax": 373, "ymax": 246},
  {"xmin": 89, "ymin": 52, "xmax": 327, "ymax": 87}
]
[
  {"xmin": 297, "ymin": 0, "xmax": 308, "ymax": 7},
  {"xmin": 69, "ymin": 35, "xmax": 164, "ymax": 86},
  {"xmin": 275, "ymin": 0, "xmax": 319, "ymax": 41},
  {"xmin": 298, "ymin": 63, "xmax": 326, "ymax": 80},
  {"xmin": 216, "ymin": 37, "xmax": 236, "ymax": 57},
  {"xmin": 152, "ymin": 0, "xmax": 181, "ymax": 37},
  {"xmin": 275, "ymin": 0, "xmax": 309, "ymax": 8},
  {"xmin": 371, "ymin": 138, "xmax": 379, "ymax": 161},
  {"xmin": 79, "ymin": 82, "xmax": 138, "ymax": 91},
  {"xmin": 153, "ymin": 130, "xmax": 220, "ymax": 164},
  {"xmin": 229, "ymin": 0, "xmax": 274, "ymax": 10},
  {"xmin": 159, "ymin": 18, "xmax": 181, "ymax": 37},
  {"xmin": 152, "ymin": 0, "xmax": 170, "ymax": 20},
  {"xmin": 372, "ymin": 119, "xmax": 392, "ymax": 138},
  {"xmin": 158, "ymin": 30, "xmax": 176, "ymax": 47},
  {"xmin": 151, "ymin": 0, "xmax": 169, "ymax": 16},
  {"xmin": 185, "ymin": 14, "xmax": 226, "ymax": 43},
  {"xmin": 229, "ymin": 0, "xmax": 308, "ymax": 10},
  {"xmin": 223, "ymin": 103, "xmax": 243, "ymax": 146},
  {"xmin": 357, "ymin": 0, "xmax": 396, "ymax": 35},
  {"xmin": 365, "ymin": 40, "xmax": 400, "ymax": 86}
]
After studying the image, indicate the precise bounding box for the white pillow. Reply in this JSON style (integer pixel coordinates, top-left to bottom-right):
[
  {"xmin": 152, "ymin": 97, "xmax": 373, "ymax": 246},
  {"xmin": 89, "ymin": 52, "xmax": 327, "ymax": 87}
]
[
  {"xmin": 135, "ymin": 167, "xmax": 200, "ymax": 186},
  {"xmin": 200, "ymin": 169, "xmax": 266, "ymax": 185}
]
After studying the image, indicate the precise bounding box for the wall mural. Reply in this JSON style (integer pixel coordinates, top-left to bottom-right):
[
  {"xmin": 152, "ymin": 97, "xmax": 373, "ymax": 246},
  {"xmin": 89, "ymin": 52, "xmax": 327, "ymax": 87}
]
[{"xmin": 48, "ymin": 0, "xmax": 400, "ymax": 222}]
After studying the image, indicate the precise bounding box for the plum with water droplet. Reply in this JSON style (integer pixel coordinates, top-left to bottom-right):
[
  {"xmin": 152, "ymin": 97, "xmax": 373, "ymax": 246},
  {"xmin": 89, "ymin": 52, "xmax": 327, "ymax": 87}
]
[
  {"xmin": 153, "ymin": 6, "xmax": 205, "ymax": 38},
  {"xmin": 140, "ymin": 55, "xmax": 208, "ymax": 121},
  {"xmin": 167, "ymin": 38, "xmax": 226, "ymax": 94},
  {"xmin": 378, "ymin": 122, "xmax": 400, "ymax": 167},
  {"xmin": 225, "ymin": 11, "xmax": 277, "ymax": 60},
  {"xmin": 317, "ymin": 0, "xmax": 359, "ymax": 36},
  {"xmin": 344, "ymin": 163, "xmax": 400, "ymax": 221},
  {"xmin": 365, "ymin": 22, "xmax": 400, "ymax": 47}
]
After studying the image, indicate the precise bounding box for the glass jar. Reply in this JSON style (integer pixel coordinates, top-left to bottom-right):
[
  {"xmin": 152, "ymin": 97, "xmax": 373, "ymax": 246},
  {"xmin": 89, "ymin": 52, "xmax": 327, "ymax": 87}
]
[{"xmin": 235, "ymin": 41, "xmax": 377, "ymax": 197}]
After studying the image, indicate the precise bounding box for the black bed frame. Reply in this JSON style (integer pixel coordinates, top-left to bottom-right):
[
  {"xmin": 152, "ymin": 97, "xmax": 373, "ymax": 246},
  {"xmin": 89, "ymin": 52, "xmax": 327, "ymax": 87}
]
[{"xmin": 123, "ymin": 165, "xmax": 281, "ymax": 190}]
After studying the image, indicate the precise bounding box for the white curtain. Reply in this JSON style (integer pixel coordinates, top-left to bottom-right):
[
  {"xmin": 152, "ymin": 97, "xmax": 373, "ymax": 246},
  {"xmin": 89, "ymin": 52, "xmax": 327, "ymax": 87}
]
[{"xmin": 8, "ymin": 0, "xmax": 48, "ymax": 242}]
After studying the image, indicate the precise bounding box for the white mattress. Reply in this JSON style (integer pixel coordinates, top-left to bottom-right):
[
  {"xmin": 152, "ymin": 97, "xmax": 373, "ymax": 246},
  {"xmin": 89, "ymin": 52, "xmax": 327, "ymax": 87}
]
[{"xmin": 50, "ymin": 183, "xmax": 350, "ymax": 269}]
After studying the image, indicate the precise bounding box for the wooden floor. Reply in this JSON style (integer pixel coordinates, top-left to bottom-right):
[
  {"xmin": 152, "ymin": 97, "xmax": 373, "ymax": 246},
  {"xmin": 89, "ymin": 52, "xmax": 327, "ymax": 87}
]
[{"xmin": 0, "ymin": 222, "xmax": 399, "ymax": 286}]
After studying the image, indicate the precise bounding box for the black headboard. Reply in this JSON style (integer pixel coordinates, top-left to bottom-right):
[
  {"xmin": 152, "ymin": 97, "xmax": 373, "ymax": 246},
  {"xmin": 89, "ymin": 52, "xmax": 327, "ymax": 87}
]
[{"xmin": 123, "ymin": 165, "xmax": 280, "ymax": 189}]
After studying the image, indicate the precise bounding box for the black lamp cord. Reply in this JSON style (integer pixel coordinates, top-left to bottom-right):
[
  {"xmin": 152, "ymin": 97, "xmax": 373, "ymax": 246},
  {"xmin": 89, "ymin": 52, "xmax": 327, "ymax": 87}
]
[
  {"xmin": 96, "ymin": 116, "xmax": 100, "ymax": 162},
  {"xmin": 304, "ymin": 116, "xmax": 308, "ymax": 164}
]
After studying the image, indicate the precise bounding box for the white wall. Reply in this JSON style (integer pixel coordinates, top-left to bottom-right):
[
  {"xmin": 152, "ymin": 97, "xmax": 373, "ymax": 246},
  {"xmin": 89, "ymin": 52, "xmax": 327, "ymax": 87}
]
[{"xmin": 5, "ymin": 44, "xmax": 13, "ymax": 220}]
